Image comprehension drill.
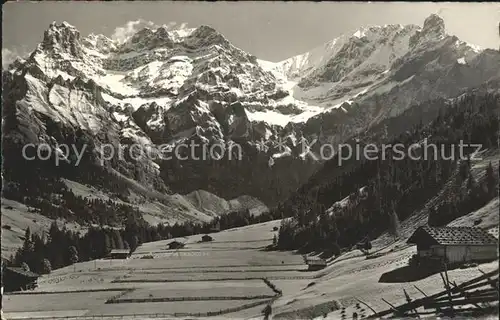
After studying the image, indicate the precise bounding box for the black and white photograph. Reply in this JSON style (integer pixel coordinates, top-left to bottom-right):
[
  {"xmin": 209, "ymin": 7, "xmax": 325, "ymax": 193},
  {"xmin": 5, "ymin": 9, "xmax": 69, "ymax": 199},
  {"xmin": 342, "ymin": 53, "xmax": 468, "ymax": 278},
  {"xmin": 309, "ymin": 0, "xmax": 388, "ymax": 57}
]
[{"xmin": 1, "ymin": 1, "xmax": 499, "ymax": 319}]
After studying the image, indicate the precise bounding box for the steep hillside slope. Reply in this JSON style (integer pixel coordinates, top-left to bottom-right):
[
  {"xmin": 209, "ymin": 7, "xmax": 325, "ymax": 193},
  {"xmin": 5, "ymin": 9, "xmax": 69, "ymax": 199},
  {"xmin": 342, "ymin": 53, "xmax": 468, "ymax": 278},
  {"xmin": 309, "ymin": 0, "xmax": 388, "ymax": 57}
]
[
  {"xmin": 273, "ymin": 91, "xmax": 499, "ymax": 253},
  {"xmin": 1, "ymin": 198, "xmax": 82, "ymax": 259}
]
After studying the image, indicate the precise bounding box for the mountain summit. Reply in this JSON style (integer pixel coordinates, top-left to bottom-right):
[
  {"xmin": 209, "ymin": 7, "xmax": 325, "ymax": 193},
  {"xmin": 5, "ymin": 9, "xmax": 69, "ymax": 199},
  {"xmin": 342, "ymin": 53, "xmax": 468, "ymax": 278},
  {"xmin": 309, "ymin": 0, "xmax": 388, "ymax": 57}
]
[{"xmin": 3, "ymin": 14, "xmax": 499, "ymax": 215}]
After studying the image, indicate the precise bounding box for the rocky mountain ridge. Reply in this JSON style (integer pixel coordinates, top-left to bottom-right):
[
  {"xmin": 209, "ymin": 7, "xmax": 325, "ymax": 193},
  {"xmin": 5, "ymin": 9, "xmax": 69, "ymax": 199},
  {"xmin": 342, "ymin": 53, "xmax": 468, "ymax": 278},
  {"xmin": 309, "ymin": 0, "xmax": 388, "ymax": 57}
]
[{"xmin": 2, "ymin": 14, "xmax": 499, "ymax": 218}]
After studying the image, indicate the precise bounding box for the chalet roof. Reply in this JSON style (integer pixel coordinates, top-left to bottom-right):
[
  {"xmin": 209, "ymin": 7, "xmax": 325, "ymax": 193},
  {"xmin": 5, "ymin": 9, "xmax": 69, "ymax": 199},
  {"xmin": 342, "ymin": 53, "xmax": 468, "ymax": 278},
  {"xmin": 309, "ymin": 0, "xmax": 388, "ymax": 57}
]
[
  {"xmin": 109, "ymin": 249, "xmax": 130, "ymax": 254},
  {"xmin": 408, "ymin": 226, "xmax": 498, "ymax": 246},
  {"xmin": 306, "ymin": 257, "xmax": 327, "ymax": 264},
  {"xmin": 168, "ymin": 240, "xmax": 183, "ymax": 244},
  {"xmin": 5, "ymin": 267, "xmax": 39, "ymax": 278},
  {"xmin": 306, "ymin": 257, "xmax": 325, "ymax": 261}
]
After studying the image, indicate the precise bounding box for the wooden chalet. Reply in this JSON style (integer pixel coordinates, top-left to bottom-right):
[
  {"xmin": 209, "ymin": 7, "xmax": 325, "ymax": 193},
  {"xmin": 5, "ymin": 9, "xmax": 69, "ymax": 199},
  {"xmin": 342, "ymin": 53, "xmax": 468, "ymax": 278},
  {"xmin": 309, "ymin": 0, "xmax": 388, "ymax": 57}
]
[
  {"xmin": 407, "ymin": 226, "xmax": 498, "ymax": 265},
  {"xmin": 306, "ymin": 257, "xmax": 327, "ymax": 271},
  {"xmin": 2, "ymin": 267, "xmax": 39, "ymax": 292},
  {"xmin": 108, "ymin": 249, "xmax": 130, "ymax": 259},
  {"xmin": 201, "ymin": 234, "xmax": 213, "ymax": 242},
  {"xmin": 167, "ymin": 240, "xmax": 185, "ymax": 250}
]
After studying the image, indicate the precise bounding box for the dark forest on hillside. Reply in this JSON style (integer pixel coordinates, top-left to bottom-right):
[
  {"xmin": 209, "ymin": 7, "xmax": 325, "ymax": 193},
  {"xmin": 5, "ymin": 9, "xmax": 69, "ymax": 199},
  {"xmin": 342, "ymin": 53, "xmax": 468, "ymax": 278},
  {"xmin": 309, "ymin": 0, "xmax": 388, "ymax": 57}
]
[{"xmin": 273, "ymin": 92, "xmax": 499, "ymax": 255}]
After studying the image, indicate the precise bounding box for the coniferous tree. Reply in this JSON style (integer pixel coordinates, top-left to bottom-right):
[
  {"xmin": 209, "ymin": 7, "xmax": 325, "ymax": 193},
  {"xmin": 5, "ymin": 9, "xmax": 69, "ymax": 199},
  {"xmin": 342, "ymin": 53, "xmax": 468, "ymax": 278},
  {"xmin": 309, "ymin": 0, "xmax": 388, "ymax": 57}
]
[
  {"xmin": 41, "ymin": 259, "xmax": 52, "ymax": 274},
  {"xmin": 263, "ymin": 304, "xmax": 272, "ymax": 320},
  {"xmin": 486, "ymin": 162, "xmax": 497, "ymax": 197},
  {"xmin": 104, "ymin": 234, "xmax": 113, "ymax": 254},
  {"xmin": 129, "ymin": 236, "xmax": 139, "ymax": 252},
  {"xmin": 68, "ymin": 246, "xmax": 79, "ymax": 272},
  {"xmin": 16, "ymin": 227, "xmax": 35, "ymax": 269},
  {"xmin": 20, "ymin": 262, "xmax": 30, "ymax": 272},
  {"xmin": 388, "ymin": 202, "xmax": 401, "ymax": 240}
]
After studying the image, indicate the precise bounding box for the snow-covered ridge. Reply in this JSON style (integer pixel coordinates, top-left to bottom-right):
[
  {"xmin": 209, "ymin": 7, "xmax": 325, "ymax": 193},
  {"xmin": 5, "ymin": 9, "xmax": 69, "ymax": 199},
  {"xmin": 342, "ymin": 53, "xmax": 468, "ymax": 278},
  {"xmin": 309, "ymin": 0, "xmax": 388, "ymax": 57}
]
[
  {"xmin": 255, "ymin": 23, "xmax": 423, "ymax": 119},
  {"xmin": 256, "ymin": 14, "xmax": 489, "ymax": 126},
  {"xmin": 276, "ymin": 23, "xmax": 420, "ymax": 80},
  {"xmin": 7, "ymin": 14, "xmax": 492, "ymax": 136}
]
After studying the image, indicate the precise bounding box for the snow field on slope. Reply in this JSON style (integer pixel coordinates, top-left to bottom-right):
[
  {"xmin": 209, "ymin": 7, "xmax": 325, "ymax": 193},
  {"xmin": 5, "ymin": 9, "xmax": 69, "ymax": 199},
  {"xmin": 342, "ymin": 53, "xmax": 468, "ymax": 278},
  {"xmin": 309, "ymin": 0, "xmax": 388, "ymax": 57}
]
[{"xmin": 101, "ymin": 92, "xmax": 172, "ymax": 111}]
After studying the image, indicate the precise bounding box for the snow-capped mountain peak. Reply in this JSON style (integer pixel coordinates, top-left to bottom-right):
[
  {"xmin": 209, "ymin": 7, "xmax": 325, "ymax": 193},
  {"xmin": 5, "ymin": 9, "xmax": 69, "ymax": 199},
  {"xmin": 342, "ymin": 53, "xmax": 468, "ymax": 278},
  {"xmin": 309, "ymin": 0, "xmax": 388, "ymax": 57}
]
[
  {"xmin": 41, "ymin": 21, "xmax": 83, "ymax": 57},
  {"xmin": 9, "ymin": 14, "xmax": 495, "ymax": 131},
  {"xmin": 408, "ymin": 14, "xmax": 446, "ymax": 49},
  {"xmin": 277, "ymin": 22, "xmax": 420, "ymax": 82},
  {"xmin": 421, "ymin": 13, "xmax": 446, "ymax": 37}
]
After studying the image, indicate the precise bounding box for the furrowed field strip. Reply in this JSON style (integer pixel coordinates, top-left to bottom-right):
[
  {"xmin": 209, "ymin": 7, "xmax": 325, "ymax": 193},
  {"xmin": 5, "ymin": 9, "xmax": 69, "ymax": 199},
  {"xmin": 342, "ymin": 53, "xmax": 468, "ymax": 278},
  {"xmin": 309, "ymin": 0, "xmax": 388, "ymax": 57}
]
[
  {"xmin": 113, "ymin": 276, "xmax": 318, "ymax": 282},
  {"xmin": 5, "ymin": 288, "xmax": 132, "ymax": 295},
  {"xmin": 5, "ymin": 299, "xmax": 273, "ymax": 319},
  {"xmin": 96, "ymin": 263, "xmax": 305, "ymax": 271},
  {"xmin": 3, "ymin": 292, "xmax": 122, "ymax": 312},
  {"xmin": 132, "ymin": 268, "xmax": 306, "ymax": 274},
  {"xmin": 84, "ymin": 299, "xmax": 272, "ymax": 317},
  {"xmin": 111, "ymin": 282, "xmax": 275, "ymax": 301},
  {"xmin": 134, "ymin": 247, "xmax": 269, "ymax": 253},
  {"xmin": 107, "ymin": 295, "xmax": 277, "ymax": 303}
]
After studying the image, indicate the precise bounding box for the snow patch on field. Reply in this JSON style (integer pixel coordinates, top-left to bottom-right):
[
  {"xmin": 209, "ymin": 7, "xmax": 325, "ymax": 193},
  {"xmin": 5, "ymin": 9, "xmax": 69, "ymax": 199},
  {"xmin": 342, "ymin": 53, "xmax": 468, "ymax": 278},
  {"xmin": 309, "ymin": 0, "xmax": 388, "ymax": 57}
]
[{"xmin": 101, "ymin": 92, "xmax": 172, "ymax": 110}]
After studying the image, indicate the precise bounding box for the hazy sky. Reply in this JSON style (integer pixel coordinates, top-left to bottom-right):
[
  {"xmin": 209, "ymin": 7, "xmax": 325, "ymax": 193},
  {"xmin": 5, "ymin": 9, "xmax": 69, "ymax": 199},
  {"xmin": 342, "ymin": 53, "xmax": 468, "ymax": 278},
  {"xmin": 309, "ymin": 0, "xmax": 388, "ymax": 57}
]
[{"xmin": 3, "ymin": 2, "xmax": 499, "ymax": 64}]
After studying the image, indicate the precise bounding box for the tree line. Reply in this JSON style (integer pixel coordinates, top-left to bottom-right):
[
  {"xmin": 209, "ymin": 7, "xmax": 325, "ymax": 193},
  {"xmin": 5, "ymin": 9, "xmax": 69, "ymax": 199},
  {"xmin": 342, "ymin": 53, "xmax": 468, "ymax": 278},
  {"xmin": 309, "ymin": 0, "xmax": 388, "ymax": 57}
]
[{"xmin": 6, "ymin": 205, "xmax": 283, "ymax": 274}]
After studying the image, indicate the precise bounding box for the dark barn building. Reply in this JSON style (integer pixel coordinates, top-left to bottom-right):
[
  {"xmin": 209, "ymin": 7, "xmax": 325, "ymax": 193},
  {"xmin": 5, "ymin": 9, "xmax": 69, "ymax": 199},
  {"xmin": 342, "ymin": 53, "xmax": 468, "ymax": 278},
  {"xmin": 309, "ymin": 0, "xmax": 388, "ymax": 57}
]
[
  {"xmin": 108, "ymin": 249, "xmax": 130, "ymax": 259},
  {"xmin": 306, "ymin": 257, "xmax": 327, "ymax": 271},
  {"xmin": 201, "ymin": 235, "xmax": 213, "ymax": 242},
  {"xmin": 167, "ymin": 241, "xmax": 185, "ymax": 250},
  {"xmin": 407, "ymin": 226, "xmax": 498, "ymax": 265},
  {"xmin": 2, "ymin": 267, "xmax": 39, "ymax": 292}
]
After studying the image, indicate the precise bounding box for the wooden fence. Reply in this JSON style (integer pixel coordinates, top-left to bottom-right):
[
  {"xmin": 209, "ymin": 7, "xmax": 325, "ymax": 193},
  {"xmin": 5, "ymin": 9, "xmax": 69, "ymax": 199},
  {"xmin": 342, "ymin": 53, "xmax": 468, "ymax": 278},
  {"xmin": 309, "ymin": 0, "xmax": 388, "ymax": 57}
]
[
  {"xmin": 5, "ymin": 278, "xmax": 282, "ymax": 320},
  {"xmin": 360, "ymin": 267, "xmax": 499, "ymax": 318},
  {"xmin": 4, "ymin": 299, "xmax": 272, "ymax": 320}
]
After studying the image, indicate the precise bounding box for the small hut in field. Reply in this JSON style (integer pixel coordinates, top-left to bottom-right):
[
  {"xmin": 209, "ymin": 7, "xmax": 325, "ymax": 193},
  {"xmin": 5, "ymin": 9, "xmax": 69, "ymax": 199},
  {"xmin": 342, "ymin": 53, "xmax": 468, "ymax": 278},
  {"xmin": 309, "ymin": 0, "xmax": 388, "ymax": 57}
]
[
  {"xmin": 167, "ymin": 240, "xmax": 185, "ymax": 250},
  {"xmin": 2, "ymin": 267, "xmax": 39, "ymax": 292},
  {"xmin": 201, "ymin": 234, "xmax": 213, "ymax": 242},
  {"xmin": 306, "ymin": 257, "xmax": 327, "ymax": 271},
  {"xmin": 108, "ymin": 249, "xmax": 130, "ymax": 259}
]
